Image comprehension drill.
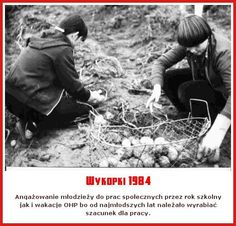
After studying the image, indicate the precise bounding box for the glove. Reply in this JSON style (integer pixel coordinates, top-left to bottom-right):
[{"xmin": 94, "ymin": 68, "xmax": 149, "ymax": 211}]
[
  {"xmin": 88, "ymin": 90, "xmax": 106, "ymax": 105},
  {"xmin": 146, "ymin": 84, "xmax": 162, "ymax": 113},
  {"xmin": 197, "ymin": 114, "xmax": 231, "ymax": 162}
]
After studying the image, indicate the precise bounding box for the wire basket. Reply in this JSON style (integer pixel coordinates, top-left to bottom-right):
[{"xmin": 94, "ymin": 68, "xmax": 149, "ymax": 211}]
[
  {"xmin": 92, "ymin": 117, "xmax": 210, "ymax": 146},
  {"xmin": 89, "ymin": 99, "xmax": 211, "ymax": 167}
]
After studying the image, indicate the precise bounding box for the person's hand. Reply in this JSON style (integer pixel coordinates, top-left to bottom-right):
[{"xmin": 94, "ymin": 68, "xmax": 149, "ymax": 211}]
[
  {"xmin": 146, "ymin": 84, "xmax": 162, "ymax": 113},
  {"xmin": 197, "ymin": 130, "xmax": 221, "ymax": 163},
  {"xmin": 197, "ymin": 114, "xmax": 231, "ymax": 163},
  {"xmin": 88, "ymin": 90, "xmax": 106, "ymax": 105}
]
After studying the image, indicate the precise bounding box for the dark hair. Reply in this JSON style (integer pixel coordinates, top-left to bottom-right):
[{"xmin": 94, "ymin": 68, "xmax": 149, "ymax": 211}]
[
  {"xmin": 59, "ymin": 13, "xmax": 88, "ymax": 41},
  {"xmin": 177, "ymin": 14, "xmax": 212, "ymax": 47}
]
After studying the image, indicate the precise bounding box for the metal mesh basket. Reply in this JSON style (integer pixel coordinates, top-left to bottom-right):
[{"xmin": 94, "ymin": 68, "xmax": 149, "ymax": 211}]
[{"xmin": 89, "ymin": 99, "xmax": 211, "ymax": 167}]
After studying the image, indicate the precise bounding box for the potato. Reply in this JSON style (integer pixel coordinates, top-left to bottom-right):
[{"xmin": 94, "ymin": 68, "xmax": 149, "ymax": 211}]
[
  {"xmin": 122, "ymin": 148, "xmax": 133, "ymax": 159},
  {"xmin": 140, "ymin": 153, "xmax": 150, "ymax": 161},
  {"xmin": 178, "ymin": 152, "xmax": 191, "ymax": 161},
  {"xmin": 106, "ymin": 132, "xmax": 122, "ymax": 144},
  {"xmin": 179, "ymin": 163, "xmax": 189, "ymax": 168},
  {"xmin": 129, "ymin": 137, "xmax": 140, "ymax": 146},
  {"xmin": 173, "ymin": 143, "xmax": 184, "ymax": 152},
  {"xmin": 122, "ymin": 138, "xmax": 131, "ymax": 147},
  {"xmin": 99, "ymin": 159, "xmax": 109, "ymax": 167},
  {"xmin": 116, "ymin": 161, "xmax": 125, "ymax": 168},
  {"xmin": 40, "ymin": 154, "xmax": 51, "ymax": 161},
  {"xmin": 153, "ymin": 145, "xmax": 163, "ymax": 155},
  {"xmin": 140, "ymin": 136, "xmax": 154, "ymax": 145},
  {"xmin": 132, "ymin": 139, "xmax": 140, "ymax": 146},
  {"xmin": 143, "ymin": 129, "xmax": 152, "ymax": 137},
  {"xmin": 117, "ymin": 160, "xmax": 131, "ymax": 168},
  {"xmin": 141, "ymin": 154, "xmax": 155, "ymax": 167},
  {"xmin": 107, "ymin": 157, "xmax": 119, "ymax": 167},
  {"xmin": 123, "ymin": 129, "xmax": 131, "ymax": 137},
  {"xmin": 10, "ymin": 140, "xmax": 16, "ymax": 147},
  {"xmin": 128, "ymin": 157, "xmax": 143, "ymax": 167},
  {"xmin": 105, "ymin": 111, "xmax": 114, "ymax": 120},
  {"xmin": 154, "ymin": 163, "xmax": 161, "ymax": 168},
  {"xmin": 94, "ymin": 115, "xmax": 107, "ymax": 126},
  {"xmin": 92, "ymin": 162, "xmax": 100, "ymax": 167},
  {"xmin": 158, "ymin": 156, "xmax": 170, "ymax": 168},
  {"xmin": 128, "ymin": 136, "xmax": 135, "ymax": 141},
  {"xmin": 115, "ymin": 148, "xmax": 125, "ymax": 160},
  {"xmin": 153, "ymin": 148, "xmax": 162, "ymax": 158},
  {"xmin": 167, "ymin": 146, "xmax": 179, "ymax": 162},
  {"xmin": 153, "ymin": 144, "xmax": 168, "ymax": 155},
  {"xmin": 154, "ymin": 137, "xmax": 167, "ymax": 145},
  {"xmin": 133, "ymin": 146, "xmax": 145, "ymax": 158},
  {"xmin": 160, "ymin": 146, "xmax": 169, "ymax": 156}
]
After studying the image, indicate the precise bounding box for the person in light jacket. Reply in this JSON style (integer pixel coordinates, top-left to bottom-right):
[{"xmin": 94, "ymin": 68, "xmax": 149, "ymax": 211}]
[
  {"xmin": 146, "ymin": 14, "xmax": 231, "ymax": 163},
  {"xmin": 6, "ymin": 13, "xmax": 105, "ymax": 140}
]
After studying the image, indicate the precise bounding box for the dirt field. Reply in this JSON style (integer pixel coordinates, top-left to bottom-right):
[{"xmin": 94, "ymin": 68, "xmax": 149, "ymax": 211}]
[{"xmin": 5, "ymin": 5, "xmax": 231, "ymax": 168}]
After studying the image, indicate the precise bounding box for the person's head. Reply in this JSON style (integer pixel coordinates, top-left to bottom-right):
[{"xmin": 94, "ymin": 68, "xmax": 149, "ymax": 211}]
[
  {"xmin": 177, "ymin": 14, "xmax": 212, "ymax": 55},
  {"xmin": 58, "ymin": 13, "xmax": 88, "ymax": 45}
]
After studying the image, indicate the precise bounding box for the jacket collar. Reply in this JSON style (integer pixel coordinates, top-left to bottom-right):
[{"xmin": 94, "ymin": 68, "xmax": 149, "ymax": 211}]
[{"xmin": 28, "ymin": 33, "xmax": 72, "ymax": 50}]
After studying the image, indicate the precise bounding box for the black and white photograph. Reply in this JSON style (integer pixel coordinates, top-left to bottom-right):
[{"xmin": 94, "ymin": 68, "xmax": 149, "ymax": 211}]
[
  {"xmin": 3, "ymin": 3, "xmax": 234, "ymax": 224},
  {"xmin": 4, "ymin": 3, "xmax": 232, "ymax": 168}
]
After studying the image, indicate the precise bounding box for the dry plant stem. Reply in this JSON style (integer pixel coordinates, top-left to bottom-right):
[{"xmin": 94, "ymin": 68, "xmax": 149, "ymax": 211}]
[
  {"xmin": 72, "ymin": 116, "xmax": 89, "ymax": 123},
  {"xmin": 15, "ymin": 41, "xmax": 24, "ymax": 51},
  {"xmin": 136, "ymin": 146, "xmax": 147, "ymax": 167},
  {"xmin": 26, "ymin": 138, "xmax": 35, "ymax": 150},
  {"xmin": 87, "ymin": 140, "xmax": 94, "ymax": 166},
  {"xmin": 89, "ymin": 110, "xmax": 98, "ymax": 118},
  {"xmin": 121, "ymin": 102, "xmax": 137, "ymax": 128},
  {"xmin": 83, "ymin": 74, "xmax": 97, "ymax": 85},
  {"xmin": 5, "ymin": 129, "xmax": 11, "ymax": 143},
  {"xmin": 52, "ymin": 141, "xmax": 86, "ymax": 150},
  {"xmin": 88, "ymin": 127, "xmax": 106, "ymax": 160},
  {"xmin": 76, "ymin": 101, "xmax": 99, "ymax": 116},
  {"xmin": 105, "ymin": 82, "xmax": 114, "ymax": 96},
  {"xmin": 150, "ymin": 106, "xmax": 168, "ymax": 120},
  {"xmin": 132, "ymin": 104, "xmax": 144, "ymax": 110},
  {"xmin": 79, "ymin": 68, "xmax": 84, "ymax": 78}
]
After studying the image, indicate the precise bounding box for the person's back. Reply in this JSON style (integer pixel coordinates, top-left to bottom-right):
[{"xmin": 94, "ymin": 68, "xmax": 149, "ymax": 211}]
[
  {"xmin": 6, "ymin": 32, "xmax": 73, "ymax": 115},
  {"xmin": 5, "ymin": 13, "xmax": 106, "ymax": 141}
]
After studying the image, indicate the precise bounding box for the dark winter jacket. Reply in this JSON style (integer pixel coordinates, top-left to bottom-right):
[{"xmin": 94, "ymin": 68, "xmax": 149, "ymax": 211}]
[
  {"xmin": 5, "ymin": 33, "xmax": 90, "ymax": 115},
  {"xmin": 151, "ymin": 32, "xmax": 231, "ymax": 119}
]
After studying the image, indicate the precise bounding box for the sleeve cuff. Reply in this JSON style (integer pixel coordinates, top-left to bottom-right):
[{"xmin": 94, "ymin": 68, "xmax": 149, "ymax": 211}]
[{"xmin": 76, "ymin": 88, "xmax": 91, "ymax": 102}]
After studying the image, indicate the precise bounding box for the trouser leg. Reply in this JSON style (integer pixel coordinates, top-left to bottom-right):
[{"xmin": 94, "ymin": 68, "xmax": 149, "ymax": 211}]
[
  {"xmin": 178, "ymin": 80, "xmax": 226, "ymax": 121},
  {"xmin": 163, "ymin": 68, "xmax": 192, "ymax": 111},
  {"xmin": 5, "ymin": 92, "xmax": 44, "ymax": 127},
  {"xmin": 161, "ymin": 68, "xmax": 226, "ymax": 121},
  {"xmin": 5, "ymin": 92, "xmax": 44, "ymax": 140},
  {"xmin": 40, "ymin": 96, "xmax": 92, "ymax": 129},
  {"xmin": 6, "ymin": 92, "xmax": 92, "ymax": 131}
]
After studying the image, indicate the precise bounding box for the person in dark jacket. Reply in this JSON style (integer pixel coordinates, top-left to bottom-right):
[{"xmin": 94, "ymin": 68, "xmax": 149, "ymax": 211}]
[
  {"xmin": 6, "ymin": 13, "xmax": 106, "ymax": 141},
  {"xmin": 146, "ymin": 14, "xmax": 231, "ymax": 163}
]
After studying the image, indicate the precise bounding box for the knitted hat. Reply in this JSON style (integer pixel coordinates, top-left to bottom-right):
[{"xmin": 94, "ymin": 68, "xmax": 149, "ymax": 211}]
[
  {"xmin": 59, "ymin": 13, "xmax": 88, "ymax": 41},
  {"xmin": 177, "ymin": 14, "xmax": 212, "ymax": 47}
]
